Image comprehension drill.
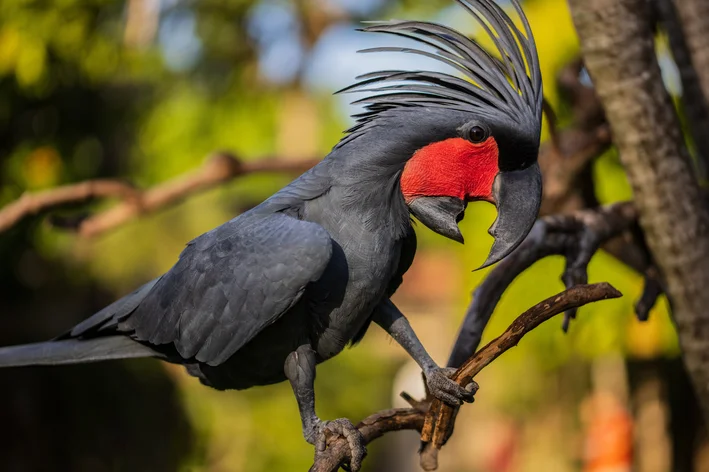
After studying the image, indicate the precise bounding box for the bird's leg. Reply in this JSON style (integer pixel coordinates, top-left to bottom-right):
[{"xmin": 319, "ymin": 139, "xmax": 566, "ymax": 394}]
[
  {"xmin": 284, "ymin": 345, "xmax": 366, "ymax": 471},
  {"xmin": 373, "ymin": 299, "xmax": 477, "ymax": 406}
]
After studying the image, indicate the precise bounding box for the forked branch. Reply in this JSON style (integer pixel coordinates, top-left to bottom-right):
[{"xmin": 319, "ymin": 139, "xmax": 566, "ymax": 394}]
[
  {"xmin": 447, "ymin": 202, "xmax": 656, "ymax": 369},
  {"xmin": 309, "ymin": 282, "xmax": 622, "ymax": 472}
]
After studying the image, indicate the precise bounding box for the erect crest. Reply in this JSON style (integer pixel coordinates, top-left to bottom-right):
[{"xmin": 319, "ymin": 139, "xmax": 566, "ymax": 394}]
[{"xmin": 337, "ymin": 0, "xmax": 542, "ymax": 142}]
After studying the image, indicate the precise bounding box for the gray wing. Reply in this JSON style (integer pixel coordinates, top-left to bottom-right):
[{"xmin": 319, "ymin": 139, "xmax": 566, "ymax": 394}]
[{"xmin": 120, "ymin": 212, "xmax": 333, "ymax": 366}]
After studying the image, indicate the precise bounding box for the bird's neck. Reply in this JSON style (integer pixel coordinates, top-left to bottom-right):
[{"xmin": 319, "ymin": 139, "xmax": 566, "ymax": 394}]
[
  {"xmin": 321, "ymin": 157, "xmax": 410, "ymax": 241},
  {"xmin": 348, "ymin": 175, "xmax": 411, "ymax": 240}
]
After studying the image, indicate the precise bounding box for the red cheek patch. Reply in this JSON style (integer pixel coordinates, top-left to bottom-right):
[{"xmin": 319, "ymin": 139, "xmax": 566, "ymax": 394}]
[{"xmin": 401, "ymin": 137, "xmax": 499, "ymax": 203}]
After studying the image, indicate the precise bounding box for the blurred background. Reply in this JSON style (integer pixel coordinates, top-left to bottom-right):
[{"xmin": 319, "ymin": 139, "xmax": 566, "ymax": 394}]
[{"xmin": 0, "ymin": 0, "xmax": 700, "ymax": 471}]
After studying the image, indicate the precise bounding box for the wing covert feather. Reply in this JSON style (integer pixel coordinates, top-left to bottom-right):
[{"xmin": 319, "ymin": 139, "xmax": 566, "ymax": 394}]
[{"xmin": 123, "ymin": 213, "xmax": 333, "ymax": 365}]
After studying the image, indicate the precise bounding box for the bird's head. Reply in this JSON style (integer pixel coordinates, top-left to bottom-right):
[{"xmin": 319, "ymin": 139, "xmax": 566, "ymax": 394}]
[{"xmin": 338, "ymin": 0, "xmax": 543, "ymax": 268}]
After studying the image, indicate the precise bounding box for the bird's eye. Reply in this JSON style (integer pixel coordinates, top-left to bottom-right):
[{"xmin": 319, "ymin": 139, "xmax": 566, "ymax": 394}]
[{"xmin": 468, "ymin": 126, "xmax": 488, "ymax": 143}]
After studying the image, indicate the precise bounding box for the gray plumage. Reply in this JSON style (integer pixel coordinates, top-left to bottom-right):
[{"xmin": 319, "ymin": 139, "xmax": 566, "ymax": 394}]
[
  {"xmin": 0, "ymin": 3, "xmax": 543, "ymax": 465},
  {"xmin": 0, "ymin": 337, "xmax": 156, "ymax": 367}
]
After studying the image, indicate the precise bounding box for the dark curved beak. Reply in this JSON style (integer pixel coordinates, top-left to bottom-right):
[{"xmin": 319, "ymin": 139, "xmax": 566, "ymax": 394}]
[
  {"xmin": 478, "ymin": 162, "xmax": 542, "ymax": 269},
  {"xmin": 409, "ymin": 196, "xmax": 466, "ymax": 244}
]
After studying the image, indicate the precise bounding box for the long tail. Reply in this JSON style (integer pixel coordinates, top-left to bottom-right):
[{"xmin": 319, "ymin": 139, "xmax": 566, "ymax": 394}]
[{"xmin": 0, "ymin": 336, "xmax": 158, "ymax": 367}]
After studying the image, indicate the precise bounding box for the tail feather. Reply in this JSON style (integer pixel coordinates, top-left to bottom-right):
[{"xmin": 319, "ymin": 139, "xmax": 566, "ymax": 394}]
[
  {"xmin": 59, "ymin": 277, "xmax": 161, "ymax": 340},
  {"xmin": 0, "ymin": 336, "xmax": 159, "ymax": 367}
]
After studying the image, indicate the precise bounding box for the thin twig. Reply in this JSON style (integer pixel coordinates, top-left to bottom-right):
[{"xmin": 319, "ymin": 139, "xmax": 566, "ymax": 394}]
[
  {"xmin": 309, "ymin": 283, "xmax": 622, "ymax": 472},
  {"xmin": 0, "ymin": 180, "xmax": 140, "ymax": 233},
  {"xmin": 0, "ymin": 152, "xmax": 319, "ymax": 237}
]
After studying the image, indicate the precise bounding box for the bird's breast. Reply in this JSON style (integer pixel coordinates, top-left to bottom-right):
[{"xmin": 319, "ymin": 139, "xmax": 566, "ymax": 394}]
[
  {"xmin": 302, "ymin": 190, "xmax": 409, "ymax": 360},
  {"xmin": 315, "ymin": 232, "xmax": 402, "ymax": 360}
]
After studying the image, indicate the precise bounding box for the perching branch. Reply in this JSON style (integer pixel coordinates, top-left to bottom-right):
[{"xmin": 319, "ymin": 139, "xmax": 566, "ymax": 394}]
[
  {"xmin": 0, "ymin": 152, "xmax": 318, "ymax": 237},
  {"xmin": 418, "ymin": 283, "xmax": 622, "ymax": 470},
  {"xmin": 309, "ymin": 283, "xmax": 622, "ymax": 472},
  {"xmin": 309, "ymin": 408, "xmax": 425, "ymax": 472}
]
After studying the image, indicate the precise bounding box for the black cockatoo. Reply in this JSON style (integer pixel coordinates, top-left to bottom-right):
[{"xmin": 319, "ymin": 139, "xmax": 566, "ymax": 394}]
[{"xmin": 0, "ymin": 0, "xmax": 542, "ymax": 468}]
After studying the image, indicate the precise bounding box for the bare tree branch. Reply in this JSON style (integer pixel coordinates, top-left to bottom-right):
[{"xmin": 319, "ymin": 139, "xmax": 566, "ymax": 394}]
[
  {"xmin": 535, "ymin": 58, "xmax": 654, "ymax": 284},
  {"xmin": 308, "ymin": 408, "xmax": 425, "ymax": 472},
  {"xmin": 417, "ymin": 283, "xmax": 622, "ymax": 471},
  {"xmin": 0, "ymin": 152, "xmax": 318, "ymax": 237},
  {"xmin": 671, "ymin": 0, "xmax": 709, "ymax": 89},
  {"xmin": 667, "ymin": 0, "xmax": 709, "ymax": 179},
  {"xmin": 0, "ymin": 180, "xmax": 140, "ymax": 233},
  {"xmin": 309, "ymin": 283, "xmax": 622, "ymax": 472},
  {"xmin": 538, "ymin": 59, "xmax": 610, "ymax": 215},
  {"xmin": 447, "ymin": 202, "xmax": 639, "ymax": 369},
  {"xmin": 653, "ymin": 0, "xmax": 709, "ymax": 179},
  {"xmin": 636, "ymin": 265, "xmax": 664, "ymax": 321}
]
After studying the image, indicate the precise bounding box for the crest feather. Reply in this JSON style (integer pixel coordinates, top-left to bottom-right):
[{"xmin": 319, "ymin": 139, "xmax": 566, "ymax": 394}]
[{"xmin": 338, "ymin": 0, "xmax": 543, "ymax": 143}]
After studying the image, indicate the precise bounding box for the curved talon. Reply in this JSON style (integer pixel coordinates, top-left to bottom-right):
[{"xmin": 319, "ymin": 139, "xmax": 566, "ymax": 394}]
[
  {"xmin": 466, "ymin": 380, "xmax": 480, "ymax": 395},
  {"xmin": 313, "ymin": 418, "xmax": 367, "ymax": 471},
  {"xmin": 425, "ymin": 366, "xmax": 477, "ymax": 406}
]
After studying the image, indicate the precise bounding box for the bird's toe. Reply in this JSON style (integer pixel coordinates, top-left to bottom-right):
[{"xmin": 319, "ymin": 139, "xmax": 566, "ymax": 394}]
[
  {"xmin": 425, "ymin": 366, "xmax": 477, "ymax": 406},
  {"xmin": 314, "ymin": 418, "xmax": 367, "ymax": 471}
]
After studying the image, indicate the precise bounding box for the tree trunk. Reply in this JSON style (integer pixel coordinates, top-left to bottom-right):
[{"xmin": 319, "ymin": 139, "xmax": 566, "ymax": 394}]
[{"xmin": 568, "ymin": 0, "xmax": 709, "ymax": 419}]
